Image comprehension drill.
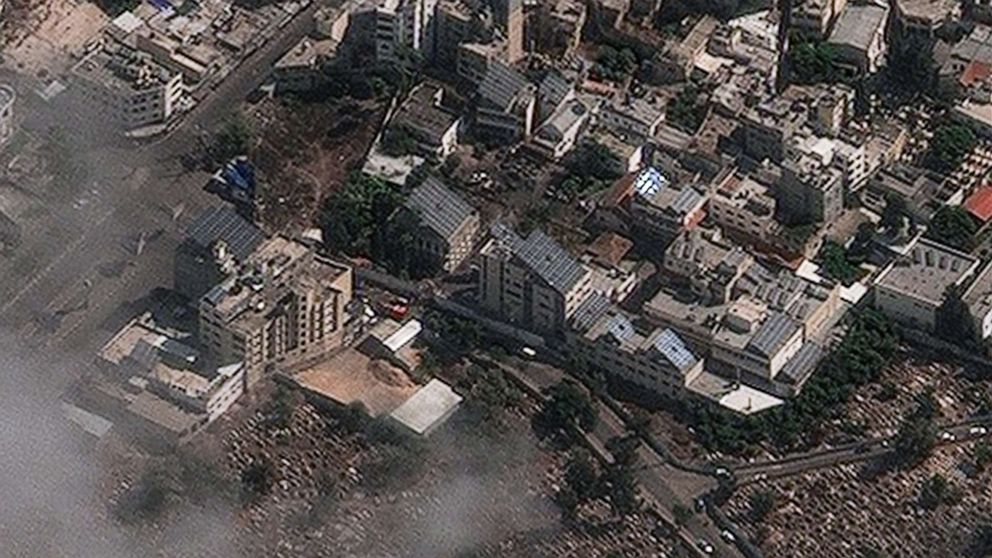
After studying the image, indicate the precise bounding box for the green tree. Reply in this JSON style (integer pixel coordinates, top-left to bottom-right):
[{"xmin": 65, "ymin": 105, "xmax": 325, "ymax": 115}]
[
  {"xmin": 926, "ymin": 124, "xmax": 977, "ymax": 174},
  {"xmin": 321, "ymin": 173, "xmax": 404, "ymax": 257},
  {"xmin": 927, "ymin": 205, "xmax": 978, "ymax": 251},
  {"xmin": 749, "ymin": 490, "xmax": 776, "ymax": 522},
  {"xmin": 555, "ymin": 140, "xmax": 624, "ymax": 201},
  {"xmin": 540, "ymin": 380, "xmax": 599, "ymax": 433},
  {"xmin": 819, "ymin": 241, "xmax": 861, "ymax": 285},
  {"xmin": 974, "ymin": 442, "xmax": 992, "ymax": 472},
  {"xmin": 970, "ymin": 523, "xmax": 992, "ymax": 557},
  {"xmin": 893, "ymin": 415, "xmax": 937, "ymax": 467},
  {"xmin": 564, "ymin": 447, "xmax": 600, "ymax": 502},
  {"xmin": 789, "ymin": 41, "xmax": 839, "ymax": 84},
  {"xmin": 213, "ymin": 114, "xmax": 253, "ymax": 163},
  {"xmin": 881, "ymin": 194, "xmax": 909, "ymax": 234},
  {"xmin": 673, "ymin": 502, "xmax": 694, "ymax": 526},
  {"xmin": 918, "ymin": 473, "xmax": 960, "ymax": 510},
  {"xmin": 666, "ymin": 85, "xmax": 707, "ymax": 134},
  {"xmin": 241, "ymin": 456, "xmax": 276, "ymax": 502}
]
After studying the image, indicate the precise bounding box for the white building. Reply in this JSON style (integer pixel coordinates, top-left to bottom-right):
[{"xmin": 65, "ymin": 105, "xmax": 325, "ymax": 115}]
[
  {"xmin": 874, "ymin": 237, "xmax": 980, "ymax": 332},
  {"xmin": 72, "ymin": 41, "xmax": 186, "ymax": 130},
  {"xmin": 531, "ymin": 99, "xmax": 590, "ymax": 159},
  {"xmin": 373, "ymin": 0, "xmax": 438, "ymax": 65}
]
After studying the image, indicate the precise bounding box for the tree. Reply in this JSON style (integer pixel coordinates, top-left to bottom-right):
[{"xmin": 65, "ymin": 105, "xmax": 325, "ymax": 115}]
[
  {"xmin": 749, "ymin": 490, "xmax": 776, "ymax": 522},
  {"xmin": 380, "ymin": 125, "xmax": 417, "ymax": 157},
  {"xmin": 213, "ymin": 114, "xmax": 253, "ymax": 163},
  {"xmin": 592, "ymin": 46, "xmax": 639, "ymax": 82},
  {"xmin": 918, "ymin": 473, "xmax": 960, "ymax": 510},
  {"xmin": 819, "ymin": 241, "xmax": 861, "ymax": 286},
  {"xmin": 673, "ymin": 503, "xmax": 694, "ymax": 526},
  {"xmin": 263, "ymin": 385, "xmax": 299, "ymax": 430},
  {"xmin": 321, "ymin": 173, "xmax": 404, "ymax": 258},
  {"xmin": 114, "ymin": 469, "xmax": 170, "ymax": 523},
  {"xmin": 936, "ymin": 284, "xmax": 977, "ymax": 346},
  {"xmin": 540, "ymin": 380, "xmax": 599, "ymax": 433},
  {"xmin": 885, "ymin": 34, "xmax": 937, "ymax": 95},
  {"xmin": 789, "ymin": 41, "xmax": 839, "ymax": 84},
  {"xmin": 880, "ymin": 194, "xmax": 908, "ymax": 234},
  {"xmin": 598, "ymin": 463, "xmax": 639, "ymax": 517},
  {"xmin": 926, "ymin": 124, "xmax": 977, "ymax": 174},
  {"xmin": 974, "ymin": 442, "xmax": 992, "ymax": 472},
  {"xmin": 970, "ymin": 523, "xmax": 992, "ymax": 557},
  {"xmin": 241, "ymin": 455, "xmax": 276, "ymax": 501},
  {"xmin": 555, "ymin": 140, "xmax": 624, "ymax": 201},
  {"xmin": 666, "ymin": 85, "xmax": 707, "ymax": 133},
  {"xmin": 927, "ymin": 205, "xmax": 978, "ymax": 251},
  {"xmin": 892, "ymin": 415, "xmax": 937, "ymax": 467},
  {"xmin": 564, "ymin": 448, "xmax": 600, "ymax": 502}
]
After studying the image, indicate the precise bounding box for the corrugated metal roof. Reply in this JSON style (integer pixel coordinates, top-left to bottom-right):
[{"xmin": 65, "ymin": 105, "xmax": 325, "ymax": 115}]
[
  {"xmin": 746, "ymin": 312, "xmax": 800, "ymax": 358},
  {"xmin": 653, "ymin": 328, "xmax": 698, "ymax": 373},
  {"xmin": 571, "ymin": 291, "xmax": 612, "ymax": 332},
  {"xmin": 405, "ymin": 176, "xmax": 476, "ymax": 241},
  {"xmin": 479, "ymin": 62, "xmax": 528, "ymax": 110},
  {"xmin": 828, "ymin": 5, "xmax": 887, "ymax": 51},
  {"xmin": 778, "ymin": 341, "xmax": 823, "ymax": 385},
  {"xmin": 490, "ymin": 223, "xmax": 588, "ymax": 295},
  {"xmin": 607, "ymin": 313, "xmax": 636, "ymax": 343},
  {"xmin": 187, "ymin": 206, "xmax": 265, "ymax": 261}
]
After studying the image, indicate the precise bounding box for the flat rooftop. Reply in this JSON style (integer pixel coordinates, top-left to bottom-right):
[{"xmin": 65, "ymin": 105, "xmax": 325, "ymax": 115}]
[
  {"xmin": 291, "ymin": 348, "xmax": 418, "ymax": 417},
  {"xmin": 687, "ymin": 370, "xmax": 784, "ymax": 415},
  {"xmin": 875, "ymin": 237, "xmax": 980, "ymax": 306},
  {"xmin": 388, "ymin": 379, "xmax": 463, "ymax": 436}
]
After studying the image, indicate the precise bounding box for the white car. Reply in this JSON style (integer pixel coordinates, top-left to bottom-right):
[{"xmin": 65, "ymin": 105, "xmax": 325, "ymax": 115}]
[
  {"xmin": 721, "ymin": 529, "xmax": 737, "ymax": 543},
  {"xmin": 521, "ymin": 346, "xmax": 537, "ymax": 358},
  {"xmin": 970, "ymin": 426, "xmax": 988, "ymax": 436},
  {"xmin": 697, "ymin": 539, "xmax": 714, "ymax": 554},
  {"xmin": 940, "ymin": 431, "xmax": 956, "ymax": 442},
  {"xmin": 715, "ymin": 467, "xmax": 730, "ymax": 478}
]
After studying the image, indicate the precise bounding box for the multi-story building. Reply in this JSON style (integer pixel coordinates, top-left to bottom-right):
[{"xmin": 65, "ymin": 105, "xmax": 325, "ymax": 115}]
[
  {"xmin": 778, "ymin": 153, "xmax": 845, "ymax": 224},
  {"xmin": 893, "ymin": 0, "xmax": 960, "ymax": 37},
  {"xmin": 272, "ymin": 37, "xmax": 342, "ymax": 93},
  {"xmin": 598, "ymin": 96, "xmax": 666, "ymax": 141},
  {"xmin": 627, "ymin": 166, "xmax": 708, "ymax": 240},
  {"xmin": 199, "ymin": 237, "xmax": 354, "ymax": 386},
  {"xmin": 942, "ymin": 25, "xmax": 992, "ymax": 103},
  {"xmin": 372, "ymin": 0, "xmax": 438, "ymax": 65},
  {"xmin": 72, "ymin": 39, "xmax": 186, "ymax": 130},
  {"xmin": 474, "ymin": 61, "xmax": 536, "ymax": 142},
  {"xmin": 533, "ymin": 0, "xmax": 587, "ymax": 57},
  {"xmin": 457, "ymin": 41, "xmax": 505, "ymax": 84},
  {"xmin": 874, "ymin": 237, "xmax": 980, "ymax": 332},
  {"xmin": 436, "ymin": 0, "xmax": 487, "ymax": 68},
  {"xmin": 826, "ymin": 3, "xmax": 889, "ymax": 74},
  {"xmin": 401, "ymin": 176, "xmax": 480, "ymax": 272},
  {"xmin": 530, "ymin": 99, "xmax": 590, "ymax": 159},
  {"xmin": 479, "ymin": 223, "xmax": 593, "ymax": 334},
  {"xmin": 0, "ymin": 84, "xmax": 13, "ymax": 146},
  {"xmin": 174, "ymin": 206, "xmax": 266, "ymax": 302},
  {"xmin": 791, "ymin": 0, "xmax": 847, "ymax": 38},
  {"xmin": 567, "ymin": 294, "xmax": 705, "ymax": 396},
  {"xmin": 493, "ymin": 0, "xmax": 524, "ymax": 63},
  {"xmin": 663, "ymin": 228, "xmax": 754, "ymax": 305},
  {"xmin": 389, "ymin": 83, "xmax": 461, "ymax": 158}
]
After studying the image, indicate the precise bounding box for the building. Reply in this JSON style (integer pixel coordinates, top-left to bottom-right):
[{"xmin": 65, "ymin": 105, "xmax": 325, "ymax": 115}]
[
  {"xmin": 534, "ymin": 0, "xmax": 587, "ymax": 57},
  {"xmin": 435, "ymin": 0, "xmax": 489, "ymax": 67},
  {"xmin": 0, "ymin": 84, "xmax": 12, "ymax": 146},
  {"xmin": 963, "ymin": 260, "xmax": 992, "ymax": 342},
  {"xmin": 663, "ymin": 228, "xmax": 754, "ymax": 305},
  {"xmin": 474, "ymin": 61, "xmax": 537, "ymax": 142},
  {"xmin": 89, "ymin": 317, "xmax": 245, "ymax": 447},
  {"xmin": 71, "ymin": 39, "xmax": 186, "ymax": 130},
  {"xmin": 874, "ymin": 237, "xmax": 980, "ymax": 332},
  {"xmin": 860, "ymin": 164, "xmax": 944, "ymax": 222},
  {"xmin": 791, "ymin": 0, "xmax": 847, "ymax": 38},
  {"xmin": 567, "ymin": 295, "xmax": 705, "ymax": 397},
  {"xmin": 479, "ymin": 223, "xmax": 593, "ymax": 334},
  {"xmin": 740, "ymin": 84, "xmax": 851, "ymax": 162},
  {"xmin": 199, "ymin": 237, "xmax": 354, "ymax": 386},
  {"xmin": 388, "ymin": 378, "xmax": 463, "ymax": 435},
  {"xmin": 645, "ymin": 16, "xmax": 719, "ymax": 83},
  {"xmin": 389, "ymin": 83, "xmax": 461, "ymax": 158},
  {"xmin": 598, "ymin": 96, "xmax": 665, "ymax": 141},
  {"xmin": 457, "ymin": 41, "xmax": 506, "ymax": 84},
  {"xmin": 530, "ymin": 98, "xmax": 590, "ymax": 159},
  {"xmin": 372, "ymin": 0, "xmax": 438, "ymax": 65},
  {"xmin": 494, "ymin": 0, "xmax": 524, "ymax": 63},
  {"xmin": 272, "ymin": 37, "xmax": 342, "ymax": 93},
  {"xmin": 893, "ymin": 0, "xmax": 960, "ymax": 37},
  {"xmin": 627, "ymin": 166, "xmax": 708, "ymax": 240},
  {"xmin": 581, "ymin": 232, "xmax": 642, "ymax": 302},
  {"xmin": 174, "ymin": 206, "xmax": 266, "ymax": 301},
  {"xmin": 943, "ymin": 26, "xmax": 992, "ymax": 103},
  {"xmin": 401, "ymin": 176, "xmax": 480, "ymax": 272},
  {"xmin": 826, "ymin": 4, "xmax": 889, "ymax": 74},
  {"xmin": 778, "ymin": 152, "xmax": 845, "ymax": 224}
]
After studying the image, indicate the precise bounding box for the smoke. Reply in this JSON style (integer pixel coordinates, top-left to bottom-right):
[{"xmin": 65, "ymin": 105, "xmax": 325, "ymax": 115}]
[{"xmin": 0, "ymin": 335, "xmax": 241, "ymax": 558}]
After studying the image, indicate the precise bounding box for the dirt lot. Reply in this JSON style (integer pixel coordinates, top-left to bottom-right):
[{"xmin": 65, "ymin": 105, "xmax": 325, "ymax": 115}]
[
  {"xmin": 245, "ymin": 93, "xmax": 386, "ymax": 234},
  {"xmin": 2, "ymin": 0, "xmax": 108, "ymax": 77},
  {"xmin": 724, "ymin": 439, "xmax": 992, "ymax": 558}
]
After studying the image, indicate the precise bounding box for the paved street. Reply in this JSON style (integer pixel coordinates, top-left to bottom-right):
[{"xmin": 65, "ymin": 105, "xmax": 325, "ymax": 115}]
[{"xmin": 0, "ymin": 0, "xmax": 345, "ymax": 397}]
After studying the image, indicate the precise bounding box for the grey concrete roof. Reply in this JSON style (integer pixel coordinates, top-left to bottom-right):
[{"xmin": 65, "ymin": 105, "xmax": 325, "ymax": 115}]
[
  {"xmin": 405, "ymin": 176, "xmax": 476, "ymax": 242},
  {"xmin": 876, "ymin": 237, "xmax": 980, "ymax": 306},
  {"xmin": 479, "ymin": 61, "xmax": 529, "ymax": 110},
  {"xmin": 828, "ymin": 5, "xmax": 887, "ymax": 51}
]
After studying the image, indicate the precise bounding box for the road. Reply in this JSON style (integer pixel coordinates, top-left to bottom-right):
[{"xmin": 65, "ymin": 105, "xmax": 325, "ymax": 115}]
[{"xmin": 0, "ymin": 0, "xmax": 344, "ymax": 397}]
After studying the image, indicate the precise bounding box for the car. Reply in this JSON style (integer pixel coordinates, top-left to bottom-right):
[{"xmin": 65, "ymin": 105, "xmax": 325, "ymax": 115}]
[
  {"xmin": 754, "ymin": 473, "xmax": 768, "ymax": 481},
  {"xmin": 521, "ymin": 346, "xmax": 537, "ymax": 358},
  {"xmin": 940, "ymin": 431, "xmax": 956, "ymax": 442},
  {"xmin": 714, "ymin": 467, "xmax": 730, "ymax": 478},
  {"xmin": 697, "ymin": 539, "xmax": 714, "ymax": 554},
  {"xmin": 970, "ymin": 426, "xmax": 988, "ymax": 436},
  {"xmin": 695, "ymin": 497, "xmax": 706, "ymax": 512},
  {"xmin": 721, "ymin": 529, "xmax": 737, "ymax": 543}
]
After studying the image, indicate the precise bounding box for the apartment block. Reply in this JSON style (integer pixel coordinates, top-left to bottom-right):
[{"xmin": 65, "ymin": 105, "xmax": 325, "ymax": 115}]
[
  {"xmin": 199, "ymin": 237, "xmax": 353, "ymax": 386},
  {"xmin": 401, "ymin": 176, "xmax": 480, "ymax": 272},
  {"xmin": 479, "ymin": 223, "xmax": 593, "ymax": 334}
]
